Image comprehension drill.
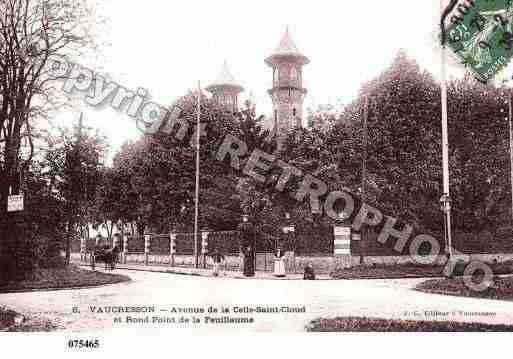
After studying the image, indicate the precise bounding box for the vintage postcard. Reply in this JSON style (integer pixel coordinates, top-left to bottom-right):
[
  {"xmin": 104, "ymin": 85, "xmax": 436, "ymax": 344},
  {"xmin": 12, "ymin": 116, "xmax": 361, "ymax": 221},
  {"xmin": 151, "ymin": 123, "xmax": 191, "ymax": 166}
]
[{"xmin": 1, "ymin": 0, "xmax": 513, "ymax": 356}]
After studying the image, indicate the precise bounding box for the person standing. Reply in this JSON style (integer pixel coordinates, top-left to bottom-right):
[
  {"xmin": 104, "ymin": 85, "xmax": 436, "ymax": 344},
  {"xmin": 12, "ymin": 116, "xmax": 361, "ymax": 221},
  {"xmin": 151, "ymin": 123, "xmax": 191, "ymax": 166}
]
[
  {"xmin": 237, "ymin": 212, "xmax": 256, "ymax": 277},
  {"xmin": 303, "ymin": 263, "xmax": 316, "ymax": 280},
  {"xmin": 273, "ymin": 246, "xmax": 286, "ymax": 278},
  {"xmin": 210, "ymin": 249, "xmax": 225, "ymax": 277},
  {"xmin": 242, "ymin": 245, "xmax": 255, "ymax": 277}
]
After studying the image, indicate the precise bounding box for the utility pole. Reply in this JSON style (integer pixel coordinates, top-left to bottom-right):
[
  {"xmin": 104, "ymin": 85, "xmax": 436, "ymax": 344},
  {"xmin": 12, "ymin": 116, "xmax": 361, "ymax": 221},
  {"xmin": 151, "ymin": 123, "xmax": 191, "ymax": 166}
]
[
  {"xmin": 508, "ymin": 93, "xmax": 513, "ymax": 223},
  {"xmin": 274, "ymin": 110, "xmax": 279, "ymax": 151},
  {"xmin": 193, "ymin": 81, "xmax": 201, "ymax": 268},
  {"xmin": 360, "ymin": 95, "xmax": 369, "ymax": 265},
  {"xmin": 440, "ymin": 0, "xmax": 457, "ymax": 263}
]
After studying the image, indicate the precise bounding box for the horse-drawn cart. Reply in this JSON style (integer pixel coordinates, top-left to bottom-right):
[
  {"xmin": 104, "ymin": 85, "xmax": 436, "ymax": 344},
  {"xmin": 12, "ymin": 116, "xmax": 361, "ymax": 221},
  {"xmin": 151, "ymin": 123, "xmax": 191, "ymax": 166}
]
[{"xmin": 90, "ymin": 246, "xmax": 120, "ymax": 271}]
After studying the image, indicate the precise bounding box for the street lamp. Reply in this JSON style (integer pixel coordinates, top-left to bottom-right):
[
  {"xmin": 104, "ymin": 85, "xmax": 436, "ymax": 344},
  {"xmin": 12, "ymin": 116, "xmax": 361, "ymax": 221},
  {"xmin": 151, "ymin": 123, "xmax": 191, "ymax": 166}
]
[
  {"xmin": 507, "ymin": 94, "xmax": 513, "ymax": 224},
  {"xmin": 501, "ymin": 84, "xmax": 513, "ymax": 223},
  {"xmin": 282, "ymin": 212, "xmax": 294, "ymax": 233},
  {"xmin": 338, "ymin": 211, "xmax": 349, "ymax": 221},
  {"xmin": 440, "ymin": 0, "xmax": 458, "ymax": 262}
]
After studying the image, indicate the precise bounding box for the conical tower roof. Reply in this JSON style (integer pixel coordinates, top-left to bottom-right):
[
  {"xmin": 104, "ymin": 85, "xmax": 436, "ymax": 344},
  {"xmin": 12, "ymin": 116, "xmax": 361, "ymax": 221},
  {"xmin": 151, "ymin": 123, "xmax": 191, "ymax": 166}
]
[
  {"xmin": 265, "ymin": 27, "xmax": 309, "ymax": 66},
  {"xmin": 205, "ymin": 60, "xmax": 244, "ymax": 93}
]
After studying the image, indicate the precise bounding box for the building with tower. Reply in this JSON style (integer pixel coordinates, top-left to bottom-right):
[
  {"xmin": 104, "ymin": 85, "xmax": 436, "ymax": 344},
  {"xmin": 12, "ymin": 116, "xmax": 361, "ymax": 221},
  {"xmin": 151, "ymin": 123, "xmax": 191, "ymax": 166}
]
[
  {"xmin": 205, "ymin": 60, "xmax": 244, "ymax": 113},
  {"xmin": 265, "ymin": 27, "xmax": 309, "ymax": 137},
  {"xmin": 206, "ymin": 28, "xmax": 309, "ymax": 137}
]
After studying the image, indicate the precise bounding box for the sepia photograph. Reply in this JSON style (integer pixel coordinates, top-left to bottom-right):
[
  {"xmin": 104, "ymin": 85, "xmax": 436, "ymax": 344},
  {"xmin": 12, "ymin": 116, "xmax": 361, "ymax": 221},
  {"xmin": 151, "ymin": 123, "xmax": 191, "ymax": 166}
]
[{"xmin": 1, "ymin": 0, "xmax": 513, "ymax": 355}]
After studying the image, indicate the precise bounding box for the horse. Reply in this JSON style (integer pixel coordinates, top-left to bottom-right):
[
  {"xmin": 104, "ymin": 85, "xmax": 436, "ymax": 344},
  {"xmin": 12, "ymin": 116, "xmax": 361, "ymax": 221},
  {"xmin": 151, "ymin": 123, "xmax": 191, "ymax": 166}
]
[{"xmin": 91, "ymin": 246, "xmax": 120, "ymax": 271}]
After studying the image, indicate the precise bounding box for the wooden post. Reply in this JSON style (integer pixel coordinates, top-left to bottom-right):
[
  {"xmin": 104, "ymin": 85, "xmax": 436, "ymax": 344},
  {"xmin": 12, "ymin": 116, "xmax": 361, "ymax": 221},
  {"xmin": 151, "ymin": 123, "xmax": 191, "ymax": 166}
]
[
  {"xmin": 193, "ymin": 82, "xmax": 201, "ymax": 269},
  {"xmin": 360, "ymin": 95, "xmax": 369, "ymax": 265},
  {"xmin": 123, "ymin": 235, "xmax": 129, "ymax": 264},
  {"xmin": 144, "ymin": 234, "xmax": 150, "ymax": 266},
  {"xmin": 508, "ymin": 94, "xmax": 513, "ymax": 224},
  {"xmin": 80, "ymin": 236, "xmax": 86, "ymax": 262},
  {"xmin": 170, "ymin": 232, "xmax": 176, "ymax": 267},
  {"xmin": 201, "ymin": 230, "xmax": 209, "ymax": 269}
]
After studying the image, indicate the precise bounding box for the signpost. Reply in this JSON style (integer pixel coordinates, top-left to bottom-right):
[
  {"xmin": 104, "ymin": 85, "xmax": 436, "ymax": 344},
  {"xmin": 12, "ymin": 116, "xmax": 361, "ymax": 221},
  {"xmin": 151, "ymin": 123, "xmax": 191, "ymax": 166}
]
[
  {"xmin": 7, "ymin": 194, "xmax": 24, "ymax": 212},
  {"xmin": 282, "ymin": 225, "xmax": 295, "ymax": 234},
  {"xmin": 334, "ymin": 226, "xmax": 351, "ymax": 255}
]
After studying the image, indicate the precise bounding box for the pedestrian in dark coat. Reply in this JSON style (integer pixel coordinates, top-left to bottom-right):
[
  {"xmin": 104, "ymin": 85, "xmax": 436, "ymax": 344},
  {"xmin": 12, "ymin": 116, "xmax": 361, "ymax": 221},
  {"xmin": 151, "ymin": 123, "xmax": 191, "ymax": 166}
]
[
  {"xmin": 304, "ymin": 263, "xmax": 316, "ymax": 280},
  {"xmin": 242, "ymin": 245, "xmax": 255, "ymax": 277}
]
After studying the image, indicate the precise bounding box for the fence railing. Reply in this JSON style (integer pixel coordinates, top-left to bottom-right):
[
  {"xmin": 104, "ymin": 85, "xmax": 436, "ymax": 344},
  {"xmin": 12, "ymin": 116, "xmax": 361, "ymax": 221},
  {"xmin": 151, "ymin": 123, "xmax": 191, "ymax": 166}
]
[{"xmin": 71, "ymin": 228, "xmax": 338, "ymax": 258}]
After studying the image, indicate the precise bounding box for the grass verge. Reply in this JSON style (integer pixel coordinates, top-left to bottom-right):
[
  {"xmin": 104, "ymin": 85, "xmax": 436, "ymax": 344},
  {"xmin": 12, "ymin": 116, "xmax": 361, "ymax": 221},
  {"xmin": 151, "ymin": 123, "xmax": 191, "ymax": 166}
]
[
  {"xmin": 306, "ymin": 316, "xmax": 513, "ymax": 331},
  {"xmin": 0, "ymin": 265, "xmax": 130, "ymax": 331},
  {"xmin": 0, "ymin": 307, "xmax": 57, "ymax": 331},
  {"xmin": 330, "ymin": 261, "xmax": 513, "ymax": 279},
  {"xmin": 0, "ymin": 264, "xmax": 131, "ymax": 293},
  {"xmin": 416, "ymin": 276, "xmax": 513, "ymax": 300}
]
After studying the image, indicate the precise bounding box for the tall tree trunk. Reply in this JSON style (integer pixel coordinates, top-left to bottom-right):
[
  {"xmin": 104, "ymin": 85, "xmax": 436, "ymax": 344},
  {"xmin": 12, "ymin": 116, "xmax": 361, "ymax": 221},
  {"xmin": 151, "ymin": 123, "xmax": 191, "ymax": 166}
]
[
  {"xmin": 136, "ymin": 220, "xmax": 146, "ymax": 236},
  {"xmin": 66, "ymin": 219, "xmax": 74, "ymax": 265},
  {"xmin": 106, "ymin": 221, "xmax": 113, "ymax": 245},
  {"xmin": 0, "ymin": 178, "xmax": 9, "ymax": 284},
  {"xmin": 0, "ymin": 163, "xmax": 20, "ymax": 282},
  {"xmin": 120, "ymin": 221, "xmax": 125, "ymax": 250}
]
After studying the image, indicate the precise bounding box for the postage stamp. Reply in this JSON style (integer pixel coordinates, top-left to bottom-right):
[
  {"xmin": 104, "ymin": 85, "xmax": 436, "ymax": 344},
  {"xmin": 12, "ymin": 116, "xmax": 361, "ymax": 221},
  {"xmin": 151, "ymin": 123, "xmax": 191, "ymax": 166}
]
[{"xmin": 445, "ymin": 0, "xmax": 513, "ymax": 82}]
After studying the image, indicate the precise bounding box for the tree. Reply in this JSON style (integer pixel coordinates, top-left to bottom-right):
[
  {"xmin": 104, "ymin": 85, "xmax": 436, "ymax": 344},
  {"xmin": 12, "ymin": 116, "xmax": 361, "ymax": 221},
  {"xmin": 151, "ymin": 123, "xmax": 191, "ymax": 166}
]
[
  {"xmin": 44, "ymin": 117, "xmax": 106, "ymax": 263},
  {"xmin": 334, "ymin": 50, "xmax": 511, "ymax": 244},
  {"xmin": 91, "ymin": 167, "xmax": 120, "ymax": 243},
  {"xmin": 446, "ymin": 78, "xmax": 510, "ymax": 234},
  {"xmin": 335, "ymin": 51, "xmax": 443, "ymax": 234},
  {"xmin": 0, "ymin": 0, "xmax": 97, "ymax": 278},
  {"xmin": 107, "ymin": 93, "xmax": 245, "ymax": 234}
]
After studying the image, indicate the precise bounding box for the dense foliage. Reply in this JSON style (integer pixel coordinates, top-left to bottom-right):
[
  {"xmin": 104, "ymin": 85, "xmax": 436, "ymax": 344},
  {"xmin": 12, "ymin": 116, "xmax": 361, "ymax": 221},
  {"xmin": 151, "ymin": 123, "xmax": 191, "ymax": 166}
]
[{"xmin": 4, "ymin": 44, "xmax": 513, "ymax": 281}]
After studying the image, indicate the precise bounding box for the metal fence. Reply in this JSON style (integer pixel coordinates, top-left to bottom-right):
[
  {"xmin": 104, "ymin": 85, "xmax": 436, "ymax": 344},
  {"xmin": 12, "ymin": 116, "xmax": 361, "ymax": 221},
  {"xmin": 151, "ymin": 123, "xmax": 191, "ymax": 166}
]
[
  {"xmin": 127, "ymin": 236, "xmax": 145, "ymax": 253},
  {"xmin": 208, "ymin": 230, "xmax": 240, "ymax": 254},
  {"xmin": 175, "ymin": 232, "xmax": 196, "ymax": 255},
  {"xmin": 150, "ymin": 234, "xmax": 170, "ymax": 254}
]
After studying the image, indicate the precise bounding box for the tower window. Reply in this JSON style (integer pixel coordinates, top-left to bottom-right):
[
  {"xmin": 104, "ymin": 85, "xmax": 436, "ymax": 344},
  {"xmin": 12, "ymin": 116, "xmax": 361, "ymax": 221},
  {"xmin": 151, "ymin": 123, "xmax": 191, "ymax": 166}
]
[
  {"xmin": 279, "ymin": 65, "xmax": 288, "ymax": 82},
  {"xmin": 291, "ymin": 67, "xmax": 298, "ymax": 86},
  {"xmin": 293, "ymin": 108, "xmax": 297, "ymax": 117}
]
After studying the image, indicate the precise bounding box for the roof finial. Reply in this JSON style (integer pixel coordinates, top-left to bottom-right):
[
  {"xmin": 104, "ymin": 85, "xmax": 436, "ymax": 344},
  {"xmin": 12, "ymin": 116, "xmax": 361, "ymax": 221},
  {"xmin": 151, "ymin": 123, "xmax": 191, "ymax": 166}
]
[
  {"xmin": 265, "ymin": 26, "xmax": 309, "ymax": 66},
  {"xmin": 205, "ymin": 59, "xmax": 244, "ymax": 92}
]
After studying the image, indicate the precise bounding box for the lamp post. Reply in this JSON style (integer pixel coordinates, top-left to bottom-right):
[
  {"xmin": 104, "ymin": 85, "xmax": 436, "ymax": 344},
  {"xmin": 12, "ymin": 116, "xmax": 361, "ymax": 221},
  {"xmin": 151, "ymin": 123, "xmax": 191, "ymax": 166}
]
[
  {"xmin": 282, "ymin": 212, "xmax": 295, "ymax": 235},
  {"xmin": 360, "ymin": 95, "xmax": 369, "ymax": 265},
  {"xmin": 501, "ymin": 85, "xmax": 513, "ymax": 223},
  {"xmin": 193, "ymin": 81, "xmax": 201, "ymax": 268},
  {"xmin": 508, "ymin": 94, "xmax": 513, "ymax": 223},
  {"xmin": 440, "ymin": 0, "xmax": 457, "ymax": 262}
]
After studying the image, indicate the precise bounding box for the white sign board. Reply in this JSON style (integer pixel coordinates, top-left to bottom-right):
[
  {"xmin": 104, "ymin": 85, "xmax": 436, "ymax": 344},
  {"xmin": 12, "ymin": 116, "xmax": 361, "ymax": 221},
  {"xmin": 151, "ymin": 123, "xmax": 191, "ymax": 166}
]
[
  {"xmin": 334, "ymin": 226, "xmax": 350, "ymax": 236},
  {"xmin": 7, "ymin": 195, "xmax": 24, "ymax": 212},
  {"xmin": 334, "ymin": 248, "xmax": 350, "ymax": 255},
  {"xmin": 7, "ymin": 194, "xmax": 24, "ymax": 212},
  {"xmin": 282, "ymin": 226, "xmax": 295, "ymax": 234},
  {"xmin": 334, "ymin": 226, "xmax": 351, "ymax": 255}
]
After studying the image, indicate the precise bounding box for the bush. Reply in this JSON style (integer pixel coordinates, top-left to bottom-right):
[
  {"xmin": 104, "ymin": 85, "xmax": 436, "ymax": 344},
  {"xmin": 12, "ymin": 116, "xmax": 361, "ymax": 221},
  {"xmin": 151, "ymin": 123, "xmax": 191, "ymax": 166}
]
[
  {"xmin": 0, "ymin": 232, "xmax": 66, "ymax": 283},
  {"xmin": 306, "ymin": 316, "xmax": 513, "ymax": 331}
]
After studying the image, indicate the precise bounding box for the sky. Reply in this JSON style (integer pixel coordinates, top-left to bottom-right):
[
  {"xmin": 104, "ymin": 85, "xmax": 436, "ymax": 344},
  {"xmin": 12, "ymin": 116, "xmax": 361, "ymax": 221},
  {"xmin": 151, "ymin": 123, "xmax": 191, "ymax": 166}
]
[{"xmin": 69, "ymin": 0, "xmax": 461, "ymax": 161}]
